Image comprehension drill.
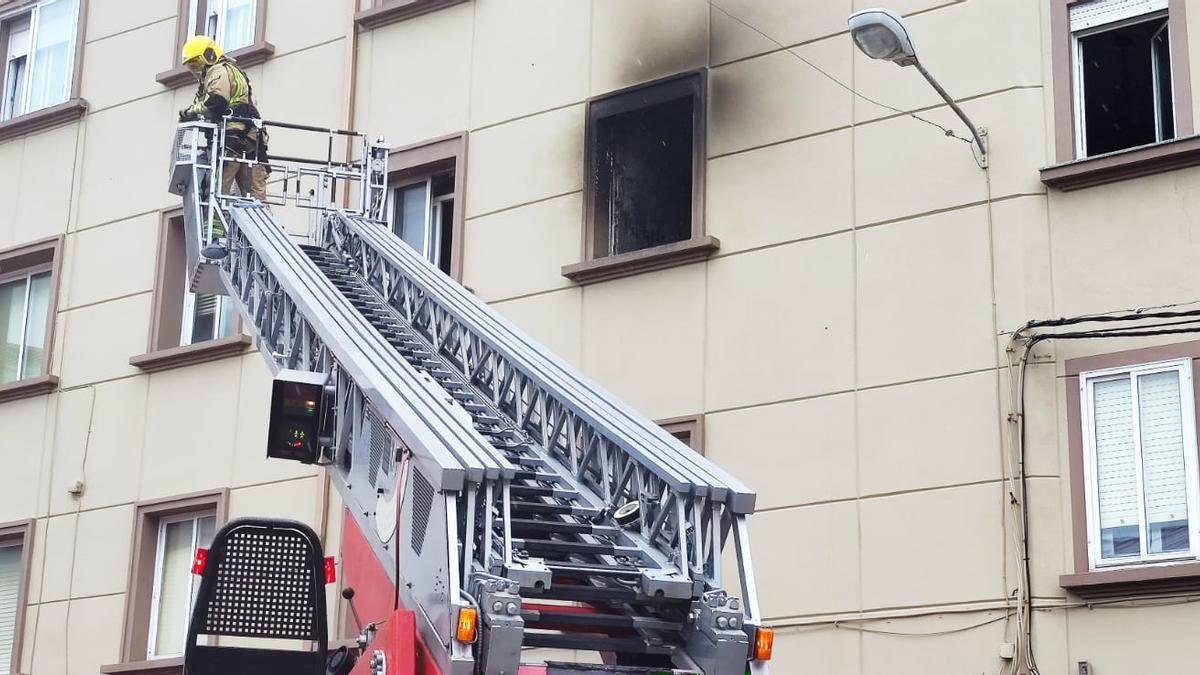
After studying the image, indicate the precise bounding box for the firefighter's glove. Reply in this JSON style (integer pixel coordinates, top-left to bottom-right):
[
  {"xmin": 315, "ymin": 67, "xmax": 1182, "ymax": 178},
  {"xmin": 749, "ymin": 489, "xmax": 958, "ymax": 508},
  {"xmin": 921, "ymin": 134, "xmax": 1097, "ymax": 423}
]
[{"xmin": 179, "ymin": 108, "xmax": 200, "ymax": 122}]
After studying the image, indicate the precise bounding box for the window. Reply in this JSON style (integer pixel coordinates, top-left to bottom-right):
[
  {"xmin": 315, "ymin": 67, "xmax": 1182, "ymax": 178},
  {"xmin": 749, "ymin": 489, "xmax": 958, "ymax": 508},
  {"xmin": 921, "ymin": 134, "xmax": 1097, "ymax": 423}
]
[
  {"xmin": 0, "ymin": 521, "xmax": 32, "ymax": 675},
  {"xmin": 354, "ymin": 0, "xmax": 468, "ymax": 30},
  {"xmin": 187, "ymin": 0, "xmax": 256, "ymax": 52},
  {"xmin": 1072, "ymin": 0, "xmax": 1176, "ymax": 157},
  {"xmin": 391, "ymin": 172, "xmax": 456, "ymax": 275},
  {"xmin": 131, "ymin": 212, "xmax": 248, "ymax": 374},
  {"xmin": 0, "ymin": 0, "xmax": 79, "ymax": 122},
  {"xmin": 108, "ymin": 491, "xmax": 226, "ymax": 671},
  {"xmin": 659, "ymin": 415, "xmax": 704, "ymax": 455},
  {"xmin": 147, "ymin": 514, "xmax": 215, "ymax": 659},
  {"xmin": 1081, "ymin": 359, "xmax": 1200, "ymax": 568},
  {"xmin": 0, "ymin": 237, "xmax": 61, "ymax": 400},
  {"xmin": 387, "ymin": 133, "xmax": 466, "ymax": 280},
  {"xmin": 0, "ymin": 271, "xmax": 50, "ymax": 385},
  {"xmin": 565, "ymin": 72, "xmax": 716, "ymax": 285}
]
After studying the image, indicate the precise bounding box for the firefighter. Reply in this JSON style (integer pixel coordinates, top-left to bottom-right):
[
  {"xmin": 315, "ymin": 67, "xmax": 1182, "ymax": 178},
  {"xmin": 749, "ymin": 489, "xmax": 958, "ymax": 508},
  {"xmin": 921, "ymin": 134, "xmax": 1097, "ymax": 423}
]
[{"xmin": 178, "ymin": 35, "xmax": 269, "ymax": 204}]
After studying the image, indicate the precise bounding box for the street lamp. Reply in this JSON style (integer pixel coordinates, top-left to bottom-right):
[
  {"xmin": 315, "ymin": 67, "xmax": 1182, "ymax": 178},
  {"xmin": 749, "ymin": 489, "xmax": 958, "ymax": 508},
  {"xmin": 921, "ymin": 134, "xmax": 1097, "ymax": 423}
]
[{"xmin": 848, "ymin": 8, "xmax": 988, "ymax": 163}]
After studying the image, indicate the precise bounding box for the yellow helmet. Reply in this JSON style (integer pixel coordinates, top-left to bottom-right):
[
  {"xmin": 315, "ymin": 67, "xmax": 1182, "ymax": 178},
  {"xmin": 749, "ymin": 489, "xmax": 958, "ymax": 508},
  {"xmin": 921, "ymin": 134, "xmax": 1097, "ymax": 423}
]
[{"xmin": 181, "ymin": 35, "xmax": 223, "ymax": 67}]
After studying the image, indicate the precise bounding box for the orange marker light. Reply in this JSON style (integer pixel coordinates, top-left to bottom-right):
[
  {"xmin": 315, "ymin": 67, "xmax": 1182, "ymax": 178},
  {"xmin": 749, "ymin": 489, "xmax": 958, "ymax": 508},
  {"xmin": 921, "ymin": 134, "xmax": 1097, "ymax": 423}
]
[
  {"xmin": 456, "ymin": 607, "xmax": 478, "ymax": 643},
  {"xmin": 324, "ymin": 556, "xmax": 337, "ymax": 584},
  {"xmin": 753, "ymin": 627, "xmax": 774, "ymax": 661}
]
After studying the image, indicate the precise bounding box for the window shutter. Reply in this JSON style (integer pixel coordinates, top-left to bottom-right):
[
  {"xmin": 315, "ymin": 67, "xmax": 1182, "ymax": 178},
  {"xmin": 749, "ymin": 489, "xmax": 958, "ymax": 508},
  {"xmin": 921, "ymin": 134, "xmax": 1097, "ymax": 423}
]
[
  {"xmin": 1092, "ymin": 377, "xmax": 1140, "ymax": 532},
  {"xmin": 1070, "ymin": 0, "xmax": 1168, "ymax": 32},
  {"xmin": 0, "ymin": 545, "xmax": 23, "ymax": 673},
  {"xmin": 1138, "ymin": 370, "xmax": 1189, "ymax": 527}
]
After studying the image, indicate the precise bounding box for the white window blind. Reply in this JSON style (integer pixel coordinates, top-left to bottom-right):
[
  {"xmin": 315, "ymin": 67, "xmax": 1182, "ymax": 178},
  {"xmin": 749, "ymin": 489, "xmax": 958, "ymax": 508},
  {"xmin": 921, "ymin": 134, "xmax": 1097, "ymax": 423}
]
[
  {"xmin": 1093, "ymin": 377, "xmax": 1140, "ymax": 540},
  {"xmin": 1138, "ymin": 370, "xmax": 1190, "ymax": 552},
  {"xmin": 0, "ymin": 544, "xmax": 23, "ymax": 675},
  {"xmin": 148, "ymin": 515, "xmax": 215, "ymax": 659},
  {"xmin": 1071, "ymin": 0, "xmax": 1168, "ymax": 32}
]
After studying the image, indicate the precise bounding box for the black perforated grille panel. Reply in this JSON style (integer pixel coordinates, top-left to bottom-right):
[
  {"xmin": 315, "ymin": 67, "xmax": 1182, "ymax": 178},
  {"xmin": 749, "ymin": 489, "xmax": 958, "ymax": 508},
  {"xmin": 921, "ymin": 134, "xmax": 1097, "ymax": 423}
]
[
  {"xmin": 411, "ymin": 468, "xmax": 435, "ymax": 555},
  {"xmin": 202, "ymin": 526, "xmax": 319, "ymax": 640}
]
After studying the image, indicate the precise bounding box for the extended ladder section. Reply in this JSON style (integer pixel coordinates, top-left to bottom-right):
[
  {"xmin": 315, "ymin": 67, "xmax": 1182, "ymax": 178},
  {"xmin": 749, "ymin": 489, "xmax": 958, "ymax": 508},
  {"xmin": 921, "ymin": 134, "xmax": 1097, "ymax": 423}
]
[{"xmin": 169, "ymin": 120, "xmax": 769, "ymax": 675}]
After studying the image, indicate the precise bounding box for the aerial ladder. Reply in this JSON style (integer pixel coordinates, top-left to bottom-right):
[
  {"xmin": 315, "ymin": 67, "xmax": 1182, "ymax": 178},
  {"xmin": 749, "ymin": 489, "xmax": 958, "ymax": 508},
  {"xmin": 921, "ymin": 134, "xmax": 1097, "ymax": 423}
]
[{"xmin": 168, "ymin": 118, "xmax": 773, "ymax": 675}]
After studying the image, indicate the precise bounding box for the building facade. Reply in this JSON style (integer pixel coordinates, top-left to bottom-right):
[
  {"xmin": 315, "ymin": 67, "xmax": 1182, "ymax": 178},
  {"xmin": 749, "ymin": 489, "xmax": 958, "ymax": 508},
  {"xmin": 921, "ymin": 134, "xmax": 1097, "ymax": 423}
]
[{"xmin": 0, "ymin": 0, "xmax": 1199, "ymax": 673}]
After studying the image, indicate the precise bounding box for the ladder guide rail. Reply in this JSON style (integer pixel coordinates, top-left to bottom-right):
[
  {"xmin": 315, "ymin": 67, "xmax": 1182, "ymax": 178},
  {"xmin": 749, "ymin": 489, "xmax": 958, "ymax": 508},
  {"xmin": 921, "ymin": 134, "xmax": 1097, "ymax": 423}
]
[{"xmin": 170, "ymin": 119, "xmax": 768, "ymax": 675}]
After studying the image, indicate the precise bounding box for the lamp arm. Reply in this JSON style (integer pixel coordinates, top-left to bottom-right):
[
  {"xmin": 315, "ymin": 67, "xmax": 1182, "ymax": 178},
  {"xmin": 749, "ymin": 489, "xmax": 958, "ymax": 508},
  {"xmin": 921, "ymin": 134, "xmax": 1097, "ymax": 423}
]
[{"xmin": 914, "ymin": 61, "xmax": 988, "ymax": 160}]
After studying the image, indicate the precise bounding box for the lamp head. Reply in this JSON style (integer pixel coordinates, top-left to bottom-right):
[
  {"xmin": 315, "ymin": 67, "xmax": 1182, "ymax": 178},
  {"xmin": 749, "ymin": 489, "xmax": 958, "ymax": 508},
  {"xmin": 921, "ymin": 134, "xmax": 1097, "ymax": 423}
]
[{"xmin": 848, "ymin": 8, "xmax": 918, "ymax": 66}]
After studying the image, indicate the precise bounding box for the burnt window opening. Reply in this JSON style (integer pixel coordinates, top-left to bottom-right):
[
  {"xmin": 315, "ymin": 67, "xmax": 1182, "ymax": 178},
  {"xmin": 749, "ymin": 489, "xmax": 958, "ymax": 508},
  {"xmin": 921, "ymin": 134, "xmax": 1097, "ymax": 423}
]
[
  {"xmin": 587, "ymin": 74, "xmax": 703, "ymax": 259},
  {"xmin": 1077, "ymin": 15, "xmax": 1174, "ymax": 157}
]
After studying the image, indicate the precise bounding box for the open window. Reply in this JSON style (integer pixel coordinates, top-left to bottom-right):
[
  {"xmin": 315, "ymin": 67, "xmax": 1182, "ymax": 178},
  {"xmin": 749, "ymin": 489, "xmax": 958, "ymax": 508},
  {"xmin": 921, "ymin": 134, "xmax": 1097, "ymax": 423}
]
[
  {"xmin": 387, "ymin": 133, "xmax": 466, "ymax": 280},
  {"xmin": 0, "ymin": 521, "xmax": 32, "ymax": 675},
  {"xmin": 0, "ymin": 0, "xmax": 80, "ymax": 122},
  {"xmin": 564, "ymin": 72, "xmax": 717, "ymax": 285},
  {"xmin": 157, "ymin": 0, "xmax": 272, "ymax": 88},
  {"xmin": 0, "ymin": 237, "xmax": 61, "ymax": 402},
  {"xmin": 1072, "ymin": 0, "xmax": 1176, "ymax": 157}
]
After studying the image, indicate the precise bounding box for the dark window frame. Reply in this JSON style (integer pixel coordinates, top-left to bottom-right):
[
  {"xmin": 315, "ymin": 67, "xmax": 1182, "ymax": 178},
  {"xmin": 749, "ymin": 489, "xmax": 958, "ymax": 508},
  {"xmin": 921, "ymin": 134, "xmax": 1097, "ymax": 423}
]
[
  {"xmin": 1042, "ymin": 0, "xmax": 1198, "ymax": 189},
  {"xmin": 564, "ymin": 71, "xmax": 717, "ymax": 286},
  {"xmin": 0, "ymin": 519, "xmax": 33, "ymax": 675},
  {"xmin": 0, "ymin": 0, "xmax": 88, "ymax": 142},
  {"xmin": 155, "ymin": 0, "xmax": 273, "ymax": 90},
  {"xmin": 129, "ymin": 209, "xmax": 249, "ymax": 374}
]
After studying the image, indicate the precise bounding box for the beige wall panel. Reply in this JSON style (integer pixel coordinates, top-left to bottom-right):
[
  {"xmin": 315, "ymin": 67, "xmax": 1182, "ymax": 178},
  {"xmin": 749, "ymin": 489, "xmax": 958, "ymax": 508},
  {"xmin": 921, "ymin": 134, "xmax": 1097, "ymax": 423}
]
[
  {"xmin": 462, "ymin": 193, "xmax": 581, "ymax": 302},
  {"xmin": 1066, "ymin": 602, "xmax": 1200, "ymax": 673},
  {"xmin": 262, "ymin": 0, "xmax": 348, "ymax": 56},
  {"xmin": 15, "ymin": 124, "xmax": 79, "ymax": 244},
  {"xmin": 491, "ymin": 288, "xmax": 583, "ymax": 369},
  {"xmin": 852, "ymin": 0, "xmax": 1042, "ymax": 123},
  {"xmin": 590, "ymin": 0, "xmax": 707, "ymax": 95},
  {"xmin": 1007, "ymin": 476, "xmax": 1067, "ymax": 599},
  {"xmin": 18, "ymin": 604, "xmax": 37, "ymax": 673},
  {"xmin": 464, "ymin": 104, "xmax": 584, "ymax": 219},
  {"xmin": 37, "ymin": 514, "xmax": 77, "ymax": 604},
  {"xmin": 852, "ymin": 113, "xmax": 987, "ymax": 227},
  {"xmin": 991, "ymin": 195, "xmax": 1052, "ymax": 334},
  {"xmin": 706, "ymin": 393, "xmax": 857, "ymax": 510},
  {"xmin": 56, "ymin": 294, "xmax": 151, "ymax": 388},
  {"xmin": 80, "ymin": 20, "xmax": 175, "ymax": 112},
  {"xmin": 0, "ymin": 395, "xmax": 48, "ymax": 521},
  {"xmin": 64, "ymin": 594, "xmax": 125, "ymax": 675},
  {"xmin": 856, "ymin": 207, "xmax": 995, "ymax": 388},
  {"xmin": 257, "ymin": 41, "xmax": 347, "ymax": 161},
  {"xmin": 45, "ymin": 388, "xmax": 92, "ymax": 517},
  {"xmin": 139, "ymin": 357, "xmax": 243, "ymax": 500},
  {"xmin": 232, "ymin": 353, "xmax": 318, "ymax": 487},
  {"xmin": 753, "ymin": 502, "xmax": 860, "ymax": 618},
  {"xmin": 361, "ymin": 4, "xmax": 472, "ymax": 148},
  {"xmin": 706, "ymin": 234, "xmax": 855, "ymax": 410},
  {"xmin": 860, "ymin": 483, "xmax": 1005, "ymax": 608},
  {"xmin": 860, "ymin": 609, "xmax": 1008, "ymax": 675},
  {"xmin": 706, "ymin": 129, "xmax": 853, "ymax": 253},
  {"xmin": 229, "ymin": 476, "xmax": 320, "ymax": 524},
  {"xmin": 29, "ymin": 599, "xmax": 67, "ymax": 675},
  {"xmin": 998, "ymin": 361, "xmax": 1059, "ymax": 479},
  {"xmin": 710, "ymin": 0, "xmax": 851, "ymax": 66},
  {"xmin": 859, "ymin": 370, "xmax": 1002, "ymax": 496},
  {"xmin": 76, "ymin": 94, "xmax": 174, "ymax": 230},
  {"xmin": 709, "ymin": 37, "xmax": 853, "ymax": 157},
  {"xmin": 469, "ymin": 0, "xmax": 589, "ymax": 129},
  {"xmin": 968, "ymin": 89, "xmax": 1049, "ymax": 199},
  {"xmin": 24, "ymin": 522, "xmax": 46, "ymax": 604},
  {"xmin": 62, "ymin": 214, "xmax": 157, "ymax": 310},
  {"xmin": 581, "ymin": 264, "xmax": 705, "ymax": 420},
  {"xmin": 70, "ymin": 504, "xmax": 134, "ymax": 598},
  {"xmin": 85, "ymin": 0, "xmax": 175, "ymax": 43},
  {"xmin": 1048, "ymin": 167, "xmax": 1200, "ymax": 317},
  {"xmin": 76, "ymin": 377, "xmax": 150, "ymax": 511},
  {"xmin": 0, "ymin": 138, "xmax": 23, "ymax": 248},
  {"xmin": 768, "ymin": 626, "xmax": 859, "ymax": 675}
]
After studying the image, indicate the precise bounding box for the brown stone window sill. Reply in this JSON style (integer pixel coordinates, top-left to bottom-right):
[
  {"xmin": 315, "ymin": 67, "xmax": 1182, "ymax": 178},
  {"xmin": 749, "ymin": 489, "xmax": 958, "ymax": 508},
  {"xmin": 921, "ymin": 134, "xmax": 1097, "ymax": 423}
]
[
  {"xmin": 155, "ymin": 42, "xmax": 276, "ymax": 89},
  {"xmin": 0, "ymin": 98, "xmax": 87, "ymax": 144},
  {"xmin": 0, "ymin": 375, "xmax": 58, "ymax": 404},
  {"xmin": 562, "ymin": 235, "xmax": 720, "ymax": 285},
  {"xmin": 130, "ymin": 335, "xmax": 252, "ymax": 373},
  {"xmin": 1061, "ymin": 561, "xmax": 1200, "ymax": 599},
  {"xmin": 355, "ymin": 0, "xmax": 468, "ymax": 29},
  {"xmin": 100, "ymin": 657, "xmax": 183, "ymax": 675},
  {"xmin": 1041, "ymin": 134, "xmax": 1200, "ymax": 191}
]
